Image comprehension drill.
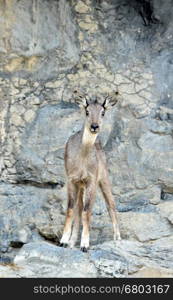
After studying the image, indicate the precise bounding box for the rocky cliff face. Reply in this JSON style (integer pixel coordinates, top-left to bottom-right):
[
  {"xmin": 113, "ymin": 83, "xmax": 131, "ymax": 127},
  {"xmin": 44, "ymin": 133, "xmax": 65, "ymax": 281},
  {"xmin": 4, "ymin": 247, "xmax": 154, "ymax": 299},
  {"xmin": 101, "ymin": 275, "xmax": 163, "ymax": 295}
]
[{"xmin": 0, "ymin": 0, "xmax": 173, "ymax": 277}]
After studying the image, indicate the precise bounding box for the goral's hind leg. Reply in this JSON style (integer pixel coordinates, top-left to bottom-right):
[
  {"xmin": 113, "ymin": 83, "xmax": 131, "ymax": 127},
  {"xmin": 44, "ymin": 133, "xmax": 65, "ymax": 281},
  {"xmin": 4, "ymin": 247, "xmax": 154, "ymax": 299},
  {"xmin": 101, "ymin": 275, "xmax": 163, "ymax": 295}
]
[
  {"xmin": 99, "ymin": 175, "xmax": 121, "ymax": 241},
  {"xmin": 60, "ymin": 181, "xmax": 77, "ymax": 247}
]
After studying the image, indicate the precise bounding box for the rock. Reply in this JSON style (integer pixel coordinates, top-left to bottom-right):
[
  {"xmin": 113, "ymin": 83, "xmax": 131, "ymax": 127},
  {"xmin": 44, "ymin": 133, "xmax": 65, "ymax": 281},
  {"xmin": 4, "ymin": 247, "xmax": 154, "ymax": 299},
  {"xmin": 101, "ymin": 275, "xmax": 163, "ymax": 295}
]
[
  {"xmin": 24, "ymin": 110, "xmax": 36, "ymax": 123},
  {"xmin": 90, "ymin": 248, "xmax": 128, "ymax": 278},
  {"xmin": 10, "ymin": 227, "xmax": 32, "ymax": 246},
  {"xmin": 148, "ymin": 186, "xmax": 161, "ymax": 205},
  {"xmin": 0, "ymin": 183, "xmax": 62, "ymax": 251},
  {"xmin": 75, "ymin": 1, "xmax": 90, "ymax": 14},
  {"xmin": 14, "ymin": 241, "xmax": 97, "ymax": 278},
  {"xmin": 10, "ymin": 114, "xmax": 23, "ymax": 126},
  {"xmin": 136, "ymin": 131, "xmax": 173, "ymax": 188},
  {"xmin": 91, "ymin": 238, "xmax": 173, "ymax": 278},
  {"xmin": 15, "ymin": 103, "xmax": 82, "ymax": 184},
  {"xmin": 115, "ymin": 186, "xmax": 161, "ymax": 212},
  {"xmin": 45, "ymin": 81, "xmax": 62, "ymax": 89},
  {"xmin": 132, "ymin": 266, "xmax": 173, "ymax": 278},
  {"xmin": 158, "ymin": 201, "xmax": 173, "ymax": 224},
  {"xmin": 0, "ymin": 237, "xmax": 172, "ymax": 278},
  {"xmin": 0, "ymin": 0, "xmax": 79, "ymax": 80},
  {"xmin": 119, "ymin": 212, "xmax": 173, "ymax": 242},
  {"xmin": 79, "ymin": 21, "xmax": 98, "ymax": 33}
]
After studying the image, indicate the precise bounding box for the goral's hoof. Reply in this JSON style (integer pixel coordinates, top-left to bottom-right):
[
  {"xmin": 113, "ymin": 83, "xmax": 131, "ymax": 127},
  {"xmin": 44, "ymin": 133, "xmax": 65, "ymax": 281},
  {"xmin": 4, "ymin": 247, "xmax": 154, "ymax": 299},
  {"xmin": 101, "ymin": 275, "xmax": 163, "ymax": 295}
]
[
  {"xmin": 60, "ymin": 243, "xmax": 68, "ymax": 248},
  {"xmin": 80, "ymin": 247, "xmax": 88, "ymax": 253}
]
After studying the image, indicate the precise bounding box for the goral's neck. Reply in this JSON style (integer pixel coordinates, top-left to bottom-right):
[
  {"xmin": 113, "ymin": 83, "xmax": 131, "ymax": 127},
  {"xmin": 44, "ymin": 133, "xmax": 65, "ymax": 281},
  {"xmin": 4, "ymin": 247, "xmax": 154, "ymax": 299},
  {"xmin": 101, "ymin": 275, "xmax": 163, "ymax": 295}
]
[{"xmin": 81, "ymin": 126, "xmax": 97, "ymax": 156}]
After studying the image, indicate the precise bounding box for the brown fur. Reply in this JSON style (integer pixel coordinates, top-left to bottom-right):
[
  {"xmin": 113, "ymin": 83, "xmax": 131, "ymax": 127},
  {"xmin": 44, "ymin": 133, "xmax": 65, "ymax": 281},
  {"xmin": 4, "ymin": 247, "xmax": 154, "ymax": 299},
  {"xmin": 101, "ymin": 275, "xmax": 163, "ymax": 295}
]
[{"xmin": 60, "ymin": 94, "xmax": 121, "ymax": 251}]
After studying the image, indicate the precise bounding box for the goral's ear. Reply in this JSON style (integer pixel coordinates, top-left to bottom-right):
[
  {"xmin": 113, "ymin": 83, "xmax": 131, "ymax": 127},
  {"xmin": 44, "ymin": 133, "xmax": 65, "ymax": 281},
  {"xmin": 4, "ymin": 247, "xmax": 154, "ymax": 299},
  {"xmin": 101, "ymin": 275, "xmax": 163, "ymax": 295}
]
[
  {"xmin": 102, "ymin": 90, "xmax": 120, "ymax": 110},
  {"xmin": 73, "ymin": 90, "xmax": 89, "ymax": 108}
]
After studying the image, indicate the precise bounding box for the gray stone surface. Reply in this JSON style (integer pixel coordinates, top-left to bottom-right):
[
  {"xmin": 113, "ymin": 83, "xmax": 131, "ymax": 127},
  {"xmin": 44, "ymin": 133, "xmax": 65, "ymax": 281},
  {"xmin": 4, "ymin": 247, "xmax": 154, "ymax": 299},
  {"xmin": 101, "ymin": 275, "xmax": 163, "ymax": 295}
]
[
  {"xmin": 0, "ymin": 0, "xmax": 79, "ymax": 80},
  {"xmin": 13, "ymin": 241, "xmax": 97, "ymax": 278},
  {"xmin": 0, "ymin": 0, "xmax": 173, "ymax": 277},
  {"xmin": 0, "ymin": 182, "xmax": 64, "ymax": 252},
  {"xmin": 1, "ymin": 239, "xmax": 173, "ymax": 278}
]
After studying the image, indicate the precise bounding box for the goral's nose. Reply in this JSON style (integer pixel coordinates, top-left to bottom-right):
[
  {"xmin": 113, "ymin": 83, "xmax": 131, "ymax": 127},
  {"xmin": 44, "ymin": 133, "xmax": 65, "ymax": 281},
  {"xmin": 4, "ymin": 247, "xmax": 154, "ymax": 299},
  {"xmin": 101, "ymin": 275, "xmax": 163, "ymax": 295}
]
[{"xmin": 91, "ymin": 123, "xmax": 99, "ymax": 132}]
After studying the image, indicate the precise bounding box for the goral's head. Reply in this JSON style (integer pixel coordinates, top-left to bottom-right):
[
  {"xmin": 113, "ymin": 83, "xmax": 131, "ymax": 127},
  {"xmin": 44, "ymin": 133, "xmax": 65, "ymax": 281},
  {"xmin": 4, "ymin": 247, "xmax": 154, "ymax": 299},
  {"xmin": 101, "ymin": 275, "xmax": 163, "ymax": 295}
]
[{"xmin": 74, "ymin": 91, "xmax": 119, "ymax": 134}]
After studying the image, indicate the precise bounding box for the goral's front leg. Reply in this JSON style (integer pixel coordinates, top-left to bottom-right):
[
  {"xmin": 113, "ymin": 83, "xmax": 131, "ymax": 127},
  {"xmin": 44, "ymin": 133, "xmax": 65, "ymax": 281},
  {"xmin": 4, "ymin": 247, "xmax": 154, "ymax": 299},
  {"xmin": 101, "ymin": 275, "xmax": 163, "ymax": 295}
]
[
  {"xmin": 60, "ymin": 208, "xmax": 74, "ymax": 247},
  {"xmin": 80, "ymin": 182, "xmax": 96, "ymax": 252},
  {"xmin": 60, "ymin": 181, "xmax": 77, "ymax": 247}
]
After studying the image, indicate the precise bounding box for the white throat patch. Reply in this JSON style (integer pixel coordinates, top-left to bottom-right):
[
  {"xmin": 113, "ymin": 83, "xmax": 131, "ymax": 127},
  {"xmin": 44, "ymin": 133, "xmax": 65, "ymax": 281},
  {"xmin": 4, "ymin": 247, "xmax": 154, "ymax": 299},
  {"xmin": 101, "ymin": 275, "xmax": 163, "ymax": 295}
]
[{"xmin": 82, "ymin": 126, "xmax": 97, "ymax": 146}]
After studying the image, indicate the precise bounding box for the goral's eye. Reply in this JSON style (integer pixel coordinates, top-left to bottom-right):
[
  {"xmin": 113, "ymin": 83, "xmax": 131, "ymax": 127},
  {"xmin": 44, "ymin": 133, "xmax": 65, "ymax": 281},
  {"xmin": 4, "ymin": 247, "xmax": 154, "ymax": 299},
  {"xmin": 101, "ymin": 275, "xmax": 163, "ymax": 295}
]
[
  {"xmin": 101, "ymin": 111, "xmax": 105, "ymax": 117},
  {"xmin": 86, "ymin": 110, "xmax": 89, "ymax": 116}
]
